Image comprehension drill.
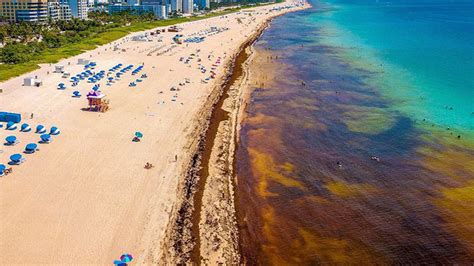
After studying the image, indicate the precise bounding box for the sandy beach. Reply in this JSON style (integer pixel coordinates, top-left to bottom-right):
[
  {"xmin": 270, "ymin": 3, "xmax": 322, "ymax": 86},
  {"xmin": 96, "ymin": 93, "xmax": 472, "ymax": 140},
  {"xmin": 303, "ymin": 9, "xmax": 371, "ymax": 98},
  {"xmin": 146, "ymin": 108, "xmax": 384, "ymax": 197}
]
[{"xmin": 0, "ymin": 0, "xmax": 308, "ymax": 264}]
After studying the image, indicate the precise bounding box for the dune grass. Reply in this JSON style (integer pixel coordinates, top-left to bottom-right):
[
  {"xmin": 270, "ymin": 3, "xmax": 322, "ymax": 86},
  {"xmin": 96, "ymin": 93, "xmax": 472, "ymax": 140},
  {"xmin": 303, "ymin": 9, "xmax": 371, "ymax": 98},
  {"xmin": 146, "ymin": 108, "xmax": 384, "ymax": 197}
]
[{"xmin": 0, "ymin": 5, "xmax": 263, "ymax": 82}]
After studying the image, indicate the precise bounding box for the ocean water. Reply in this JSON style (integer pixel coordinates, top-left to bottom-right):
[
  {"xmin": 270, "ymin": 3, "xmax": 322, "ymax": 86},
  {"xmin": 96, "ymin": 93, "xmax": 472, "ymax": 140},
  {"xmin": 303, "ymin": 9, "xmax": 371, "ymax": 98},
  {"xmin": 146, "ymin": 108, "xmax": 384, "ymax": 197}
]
[{"xmin": 236, "ymin": 0, "xmax": 474, "ymax": 264}]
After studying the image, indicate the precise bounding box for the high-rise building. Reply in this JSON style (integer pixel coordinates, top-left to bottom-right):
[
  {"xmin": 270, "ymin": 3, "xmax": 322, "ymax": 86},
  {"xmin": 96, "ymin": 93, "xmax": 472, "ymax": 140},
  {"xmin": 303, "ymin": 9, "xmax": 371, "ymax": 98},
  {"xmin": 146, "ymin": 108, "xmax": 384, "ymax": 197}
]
[
  {"xmin": 194, "ymin": 0, "xmax": 207, "ymax": 10},
  {"xmin": 59, "ymin": 2, "xmax": 70, "ymax": 19},
  {"xmin": 181, "ymin": 0, "xmax": 191, "ymax": 14},
  {"xmin": 170, "ymin": 0, "xmax": 181, "ymax": 12},
  {"xmin": 69, "ymin": 0, "xmax": 87, "ymax": 19},
  {"xmin": 47, "ymin": 0, "xmax": 60, "ymax": 20},
  {"xmin": 0, "ymin": 0, "xmax": 49, "ymax": 22}
]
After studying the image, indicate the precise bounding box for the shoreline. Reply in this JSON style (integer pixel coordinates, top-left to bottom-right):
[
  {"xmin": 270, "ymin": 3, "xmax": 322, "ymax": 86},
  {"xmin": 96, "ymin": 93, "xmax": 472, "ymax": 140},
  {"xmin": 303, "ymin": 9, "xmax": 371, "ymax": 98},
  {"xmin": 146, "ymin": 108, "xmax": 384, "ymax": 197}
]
[{"xmin": 159, "ymin": 2, "xmax": 310, "ymax": 264}]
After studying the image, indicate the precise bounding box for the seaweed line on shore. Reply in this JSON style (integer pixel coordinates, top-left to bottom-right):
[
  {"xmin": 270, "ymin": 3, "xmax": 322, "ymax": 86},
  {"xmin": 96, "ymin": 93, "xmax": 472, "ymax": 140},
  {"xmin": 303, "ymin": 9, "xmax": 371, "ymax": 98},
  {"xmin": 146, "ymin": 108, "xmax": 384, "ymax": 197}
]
[{"xmin": 159, "ymin": 18, "xmax": 277, "ymax": 265}]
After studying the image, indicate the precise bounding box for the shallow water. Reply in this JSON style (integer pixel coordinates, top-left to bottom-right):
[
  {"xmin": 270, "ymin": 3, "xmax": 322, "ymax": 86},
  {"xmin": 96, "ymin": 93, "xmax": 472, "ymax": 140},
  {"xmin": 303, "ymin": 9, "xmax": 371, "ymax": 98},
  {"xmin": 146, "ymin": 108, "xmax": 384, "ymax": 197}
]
[{"xmin": 236, "ymin": 0, "xmax": 474, "ymax": 264}]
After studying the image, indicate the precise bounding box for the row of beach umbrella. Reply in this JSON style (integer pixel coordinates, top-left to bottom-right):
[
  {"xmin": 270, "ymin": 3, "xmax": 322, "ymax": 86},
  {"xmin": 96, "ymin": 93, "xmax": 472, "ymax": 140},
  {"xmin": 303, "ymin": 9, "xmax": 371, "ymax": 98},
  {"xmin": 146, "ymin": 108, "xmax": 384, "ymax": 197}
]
[
  {"xmin": 2, "ymin": 123, "xmax": 59, "ymax": 135},
  {"xmin": 0, "ymin": 126, "xmax": 58, "ymax": 176},
  {"xmin": 131, "ymin": 65, "xmax": 144, "ymax": 75},
  {"xmin": 84, "ymin": 61, "xmax": 97, "ymax": 69},
  {"xmin": 109, "ymin": 63, "xmax": 123, "ymax": 72},
  {"xmin": 4, "ymin": 134, "xmax": 52, "ymax": 146}
]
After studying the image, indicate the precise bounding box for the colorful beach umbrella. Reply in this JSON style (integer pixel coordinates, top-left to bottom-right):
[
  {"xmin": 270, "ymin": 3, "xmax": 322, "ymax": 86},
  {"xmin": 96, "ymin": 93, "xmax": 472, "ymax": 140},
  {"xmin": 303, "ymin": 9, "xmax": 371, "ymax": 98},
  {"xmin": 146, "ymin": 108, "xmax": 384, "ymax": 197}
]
[
  {"xmin": 120, "ymin": 254, "xmax": 133, "ymax": 262},
  {"xmin": 135, "ymin": 132, "xmax": 143, "ymax": 138}
]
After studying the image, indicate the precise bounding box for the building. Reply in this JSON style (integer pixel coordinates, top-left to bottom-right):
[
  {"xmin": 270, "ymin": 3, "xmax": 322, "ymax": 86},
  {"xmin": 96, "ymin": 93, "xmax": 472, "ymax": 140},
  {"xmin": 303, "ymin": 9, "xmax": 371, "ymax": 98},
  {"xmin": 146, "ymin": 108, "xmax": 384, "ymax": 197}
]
[
  {"xmin": 69, "ymin": 0, "xmax": 88, "ymax": 19},
  {"xmin": 47, "ymin": 0, "xmax": 59, "ymax": 20},
  {"xmin": 181, "ymin": 0, "xmax": 191, "ymax": 13},
  {"xmin": 59, "ymin": 2, "xmax": 71, "ymax": 20},
  {"xmin": 0, "ymin": 0, "xmax": 49, "ymax": 22},
  {"xmin": 194, "ymin": 0, "xmax": 208, "ymax": 10},
  {"xmin": 169, "ymin": 0, "xmax": 181, "ymax": 12},
  {"xmin": 108, "ymin": 3, "xmax": 168, "ymax": 19}
]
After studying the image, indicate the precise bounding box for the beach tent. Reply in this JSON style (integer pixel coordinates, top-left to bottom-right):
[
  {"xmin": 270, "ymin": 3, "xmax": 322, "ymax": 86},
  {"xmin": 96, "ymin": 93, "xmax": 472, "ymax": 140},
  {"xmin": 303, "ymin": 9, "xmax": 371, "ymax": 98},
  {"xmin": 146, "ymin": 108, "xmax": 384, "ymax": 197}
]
[
  {"xmin": 78, "ymin": 58, "xmax": 90, "ymax": 65},
  {"xmin": 10, "ymin": 153, "xmax": 24, "ymax": 165},
  {"xmin": 40, "ymin": 134, "xmax": 52, "ymax": 143},
  {"xmin": 23, "ymin": 77, "xmax": 36, "ymax": 86},
  {"xmin": 21, "ymin": 123, "xmax": 31, "ymax": 132},
  {"xmin": 0, "ymin": 112, "xmax": 21, "ymax": 123},
  {"xmin": 50, "ymin": 126, "xmax": 60, "ymax": 135},
  {"xmin": 5, "ymin": 136, "xmax": 17, "ymax": 145},
  {"xmin": 24, "ymin": 143, "xmax": 38, "ymax": 154},
  {"xmin": 54, "ymin": 65, "xmax": 64, "ymax": 73},
  {"xmin": 0, "ymin": 164, "xmax": 5, "ymax": 176},
  {"xmin": 113, "ymin": 261, "xmax": 127, "ymax": 266},
  {"xmin": 6, "ymin": 121, "xmax": 17, "ymax": 130},
  {"xmin": 36, "ymin": 125, "xmax": 46, "ymax": 134}
]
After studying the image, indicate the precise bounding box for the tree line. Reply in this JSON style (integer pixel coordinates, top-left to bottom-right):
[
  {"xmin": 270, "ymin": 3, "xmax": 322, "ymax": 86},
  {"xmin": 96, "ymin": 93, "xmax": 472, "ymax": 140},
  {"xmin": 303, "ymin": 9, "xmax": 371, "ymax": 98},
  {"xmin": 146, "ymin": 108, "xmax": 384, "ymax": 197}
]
[{"xmin": 0, "ymin": 11, "xmax": 156, "ymax": 64}]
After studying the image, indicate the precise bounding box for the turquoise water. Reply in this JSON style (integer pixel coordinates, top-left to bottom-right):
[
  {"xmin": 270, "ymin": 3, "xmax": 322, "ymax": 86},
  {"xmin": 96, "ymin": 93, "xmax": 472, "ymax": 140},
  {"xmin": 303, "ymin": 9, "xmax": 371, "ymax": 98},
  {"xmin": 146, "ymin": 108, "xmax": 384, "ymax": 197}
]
[{"xmin": 310, "ymin": 0, "xmax": 474, "ymax": 132}]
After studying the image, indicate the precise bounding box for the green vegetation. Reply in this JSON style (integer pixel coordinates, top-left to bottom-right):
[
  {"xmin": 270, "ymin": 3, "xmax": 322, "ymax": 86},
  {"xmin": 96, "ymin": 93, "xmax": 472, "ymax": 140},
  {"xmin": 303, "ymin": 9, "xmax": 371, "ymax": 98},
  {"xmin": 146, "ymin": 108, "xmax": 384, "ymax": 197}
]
[{"xmin": 0, "ymin": 2, "xmax": 274, "ymax": 82}]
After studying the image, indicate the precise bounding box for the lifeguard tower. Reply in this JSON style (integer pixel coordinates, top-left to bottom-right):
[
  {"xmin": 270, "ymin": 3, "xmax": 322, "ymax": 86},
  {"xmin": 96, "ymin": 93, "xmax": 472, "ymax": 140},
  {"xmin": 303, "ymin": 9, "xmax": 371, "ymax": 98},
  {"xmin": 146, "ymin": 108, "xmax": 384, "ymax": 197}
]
[{"xmin": 86, "ymin": 91, "xmax": 110, "ymax": 112}]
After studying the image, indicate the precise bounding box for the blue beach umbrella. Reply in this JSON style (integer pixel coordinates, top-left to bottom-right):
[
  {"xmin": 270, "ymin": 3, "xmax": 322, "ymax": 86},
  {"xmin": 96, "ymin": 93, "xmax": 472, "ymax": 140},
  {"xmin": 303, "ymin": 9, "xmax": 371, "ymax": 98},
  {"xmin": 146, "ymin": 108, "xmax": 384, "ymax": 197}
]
[
  {"xmin": 5, "ymin": 135, "xmax": 16, "ymax": 144},
  {"xmin": 0, "ymin": 164, "xmax": 5, "ymax": 175},
  {"xmin": 6, "ymin": 121, "xmax": 17, "ymax": 130},
  {"xmin": 26, "ymin": 143, "xmax": 37, "ymax": 150},
  {"xmin": 72, "ymin": 91, "xmax": 81, "ymax": 97},
  {"xmin": 36, "ymin": 124, "xmax": 46, "ymax": 133},
  {"xmin": 21, "ymin": 123, "xmax": 31, "ymax": 132},
  {"xmin": 10, "ymin": 153, "xmax": 22, "ymax": 162},
  {"xmin": 40, "ymin": 134, "xmax": 51, "ymax": 142},
  {"xmin": 50, "ymin": 126, "xmax": 60, "ymax": 135},
  {"xmin": 25, "ymin": 143, "xmax": 38, "ymax": 153}
]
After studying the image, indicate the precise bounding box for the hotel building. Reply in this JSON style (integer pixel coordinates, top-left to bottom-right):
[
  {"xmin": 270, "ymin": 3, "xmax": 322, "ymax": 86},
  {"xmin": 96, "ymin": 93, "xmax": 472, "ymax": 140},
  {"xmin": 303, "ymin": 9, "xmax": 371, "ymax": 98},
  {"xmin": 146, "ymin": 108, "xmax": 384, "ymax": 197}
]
[{"xmin": 0, "ymin": 0, "xmax": 49, "ymax": 22}]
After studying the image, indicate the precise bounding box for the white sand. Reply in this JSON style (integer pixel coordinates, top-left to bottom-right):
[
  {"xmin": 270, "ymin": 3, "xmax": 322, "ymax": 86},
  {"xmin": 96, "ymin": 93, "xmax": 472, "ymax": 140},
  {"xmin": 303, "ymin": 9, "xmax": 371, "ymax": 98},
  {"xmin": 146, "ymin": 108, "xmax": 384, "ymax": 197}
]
[{"xmin": 0, "ymin": 1, "xmax": 306, "ymax": 263}]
